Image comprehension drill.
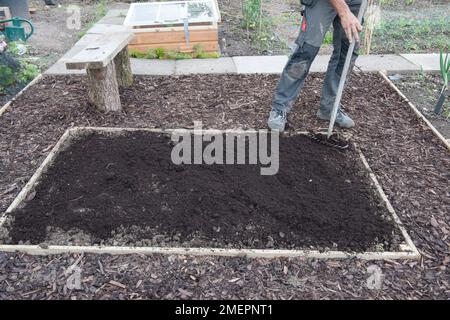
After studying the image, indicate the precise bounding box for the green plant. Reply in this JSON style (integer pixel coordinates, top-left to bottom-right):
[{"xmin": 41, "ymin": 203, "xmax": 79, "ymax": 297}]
[
  {"xmin": 371, "ymin": 12, "xmax": 449, "ymax": 54},
  {"xmin": 0, "ymin": 64, "xmax": 15, "ymax": 90},
  {"xmin": 240, "ymin": 0, "xmax": 278, "ymax": 53},
  {"xmin": 417, "ymin": 65, "xmax": 425, "ymax": 81},
  {"xmin": 146, "ymin": 49, "xmax": 158, "ymax": 59},
  {"xmin": 196, "ymin": 52, "xmax": 220, "ymax": 59},
  {"xmin": 17, "ymin": 61, "xmax": 39, "ymax": 83},
  {"xmin": 0, "ymin": 48, "xmax": 39, "ymax": 95},
  {"xmin": 165, "ymin": 50, "xmax": 192, "ymax": 60},
  {"xmin": 129, "ymin": 49, "xmax": 146, "ymax": 59},
  {"xmin": 439, "ymin": 50, "xmax": 450, "ymax": 89},
  {"xmin": 434, "ymin": 49, "xmax": 450, "ymax": 115},
  {"xmin": 323, "ymin": 31, "xmax": 333, "ymax": 45},
  {"xmin": 193, "ymin": 43, "xmax": 204, "ymax": 56},
  {"xmin": 129, "ymin": 45, "xmax": 220, "ymax": 60},
  {"xmin": 155, "ymin": 48, "xmax": 166, "ymax": 59},
  {"xmin": 242, "ymin": 0, "xmax": 262, "ymax": 31}
]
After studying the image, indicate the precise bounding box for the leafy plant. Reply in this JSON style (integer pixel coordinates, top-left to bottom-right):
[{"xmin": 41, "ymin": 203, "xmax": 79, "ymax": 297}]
[
  {"xmin": 0, "ymin": 47, "xmax": 39, "ymax": 95},
  {"xmin": 165, "ymin": 50, "xmax": 192, "ymax": 60},
  {"xmin": 155, "ymin": 48, "xmax": 166, "ymax": 59},
  {"xmin": 434, "ymin": 49, "xmax": 450, "ymax": 115},
  {"xmin": 196, "ymin": 51, "xmax": 220, "ymax": 59},
  {"xmin": 129, "ymin": 45, "xmax": 220, "ymax": 60},
  {"xmin": 323, "ymin": 31, "xmax": 333, "ymax": 46},
  {"xmin": 242, "ymin": 0, "xmax": 262, "ymax": 31},
  {"xmin": 129, "ymin": 49, "xmax": 147, "ymax": 59},
  {"xmin": 240, "ymin": 0, "xmax": 277, "ymax": 53},
  {"xmin": 18, "ymin": 61, "xmax": 40, "ymax": 83}
]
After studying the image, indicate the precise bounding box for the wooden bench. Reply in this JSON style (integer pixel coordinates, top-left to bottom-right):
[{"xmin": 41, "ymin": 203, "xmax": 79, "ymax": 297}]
[{"xmin": 65, "ymin": 31, "xmax": 134, "ymax": 112}]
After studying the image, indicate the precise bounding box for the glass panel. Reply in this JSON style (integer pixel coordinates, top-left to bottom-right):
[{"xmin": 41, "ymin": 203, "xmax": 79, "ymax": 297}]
[
  {"xmin": 130, "ymin": 5, "xmax": 159, "ymax": 24},
  {"xmin": 126, "ymin": 1, "xmax": 219, "ymax": 27},
  {"xmin": 188, "ymin": 1, "xmax": 215, "ymax": 21},
  {"xmin": 158, "ymin": 3, "xmax": 187, "ymax": 23}
]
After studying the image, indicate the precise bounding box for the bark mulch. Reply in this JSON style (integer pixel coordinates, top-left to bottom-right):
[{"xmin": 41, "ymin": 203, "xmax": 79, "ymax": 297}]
[{"xmin": 0, "ymin": 73, "xmax": 449, "ymax": 299}]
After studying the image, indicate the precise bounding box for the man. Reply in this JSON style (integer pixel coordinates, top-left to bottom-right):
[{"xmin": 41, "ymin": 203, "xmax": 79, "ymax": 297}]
[{"xmin": 268, "ymin": 0, "xmax": 363, "ymax": 132}]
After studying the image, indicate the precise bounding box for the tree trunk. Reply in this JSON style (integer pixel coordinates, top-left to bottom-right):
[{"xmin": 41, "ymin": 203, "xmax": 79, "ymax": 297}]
[
  {"xmin": 86, "ymin": 60, "xmax": 121, "ymax": 112},
  {"xmin": 114, "ymin": 45, "xmax": 133, "ymax": 87}
]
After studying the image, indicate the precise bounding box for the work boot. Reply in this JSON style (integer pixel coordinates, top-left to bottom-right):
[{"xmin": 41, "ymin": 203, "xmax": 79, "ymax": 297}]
[
  {"xmin": 316, "ymin": 109, "xmax": 355, "ymax": 128},
  {"xmin": 268, "ymin": 109, "xmax": 287, "ymax": 131}
]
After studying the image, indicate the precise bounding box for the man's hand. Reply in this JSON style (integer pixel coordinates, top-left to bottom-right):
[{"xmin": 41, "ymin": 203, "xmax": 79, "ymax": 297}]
[
  {"xmin": 330, "ymin": 0, "xmax": 363, "ymax": 43},
  {"xmin": 339, "ymin": 9, "xmax": 363, "ymax": 43}
]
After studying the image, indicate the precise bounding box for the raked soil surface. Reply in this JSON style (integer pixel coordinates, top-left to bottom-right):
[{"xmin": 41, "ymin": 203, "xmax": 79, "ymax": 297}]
[
  {"xmin": 0, "ymin": 73, "xmax": 449, "ymax": 299},
  {"xmin": 5, "ymin": 131, "xmax": 399, "ymax": 252}
]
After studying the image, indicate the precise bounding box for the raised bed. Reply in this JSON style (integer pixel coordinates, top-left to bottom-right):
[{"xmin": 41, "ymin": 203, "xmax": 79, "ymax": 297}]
[{"xmin": 0, "ymin": 126, "xmax": 419, "ymax": 260}]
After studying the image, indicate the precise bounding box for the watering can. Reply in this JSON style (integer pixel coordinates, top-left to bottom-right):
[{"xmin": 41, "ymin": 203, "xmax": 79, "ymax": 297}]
[{"xmin": 0, "ymin": 17, "xmax": 34, "ymax": 42}]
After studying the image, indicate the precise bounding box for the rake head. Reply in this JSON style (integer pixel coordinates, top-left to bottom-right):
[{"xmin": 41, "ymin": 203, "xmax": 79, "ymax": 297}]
[{"xmin": 306, "ymin": 130, "xmax": 350, "ymax": 150}]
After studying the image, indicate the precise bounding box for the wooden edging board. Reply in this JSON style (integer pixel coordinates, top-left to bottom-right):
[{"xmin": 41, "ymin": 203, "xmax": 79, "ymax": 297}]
[{"xmin": 0, "ymin": 127, "xmax": 420, "ymax": 260}]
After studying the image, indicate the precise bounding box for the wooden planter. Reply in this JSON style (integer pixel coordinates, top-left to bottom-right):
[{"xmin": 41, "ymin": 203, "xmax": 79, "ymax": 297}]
[
  {"xmin": 124, "ymin": 0, "xmax": 221, "ymax": 54},
  {"xmin": 128, "ymin": 23, "xmax": 219, "ymax": 54}
]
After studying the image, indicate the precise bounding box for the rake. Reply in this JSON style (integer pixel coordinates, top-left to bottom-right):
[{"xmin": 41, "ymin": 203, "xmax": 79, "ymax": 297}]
[{"xmin": 309, "ymin": 0, "xmax": 368, "ymax": 149}]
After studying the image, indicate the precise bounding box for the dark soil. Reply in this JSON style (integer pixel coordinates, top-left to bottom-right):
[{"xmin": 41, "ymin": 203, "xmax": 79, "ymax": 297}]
[
  {"xmin": 7, "ymin": 131, "xmax": 396, "ymax": 251},
  {"xmin": 0, "ymin": 73, "xmax": 449, "ymax": 299}
]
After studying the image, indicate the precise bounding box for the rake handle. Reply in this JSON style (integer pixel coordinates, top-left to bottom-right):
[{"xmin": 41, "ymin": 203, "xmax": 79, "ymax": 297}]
[{"xmin": 327, "ymin": 0, "xmax": 368, "ymax": 138}]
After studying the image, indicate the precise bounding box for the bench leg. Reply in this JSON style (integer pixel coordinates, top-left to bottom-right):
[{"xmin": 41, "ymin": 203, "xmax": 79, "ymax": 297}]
[
  {"xmin": 114, "ymin": 45, "xmax": 133, "ymax": 87},
  {"xmin": 86, "ymin": 60, "xmax": 121, "ymax": 112}
]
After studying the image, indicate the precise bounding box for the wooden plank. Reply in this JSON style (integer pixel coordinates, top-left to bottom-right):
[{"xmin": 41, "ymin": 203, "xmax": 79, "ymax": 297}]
[
  {"xmin": 130, "ymin": 29, "xmax": 218, "ymax": 46},
  {"xmin": 129, "ymin": 41, "xmax": 219, "ymax": 53},
  {"xmin": 66, "ymin": 32, "xmax": 133, "ymax": 70},
  {"xmin": 132, "ymin": 23, "xmax": 217, "ymax": 33},
  {"xmin": 213, "ymin": 0, "xmax": 221, "ymax": 22},
  {"xmin": 0, "ymin": 244, "xmax": 421, "ymax": 260},
  {"xmin": 87, "ymin": 24, "xmax": 133, "ymax": 35}
]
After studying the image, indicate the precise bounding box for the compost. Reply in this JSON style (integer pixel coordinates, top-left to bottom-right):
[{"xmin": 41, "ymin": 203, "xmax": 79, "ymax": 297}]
[{"xmin": 8, "ymin": 131, "xmax": 396, "ymax": 251}]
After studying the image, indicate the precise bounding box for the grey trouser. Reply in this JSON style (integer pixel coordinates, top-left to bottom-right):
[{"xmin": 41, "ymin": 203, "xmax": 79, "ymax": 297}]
[{"xmin": 272, "ymin": 0, "xmax": 362, "ymax": 115}]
